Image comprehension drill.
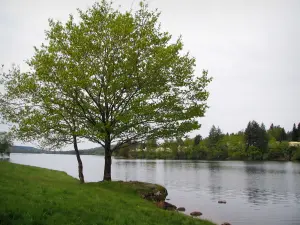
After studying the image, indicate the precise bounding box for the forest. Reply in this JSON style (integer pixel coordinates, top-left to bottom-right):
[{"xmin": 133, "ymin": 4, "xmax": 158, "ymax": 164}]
[{"xmin": 115, "ymin": 121, "xmax": 300, "ymax": 161}]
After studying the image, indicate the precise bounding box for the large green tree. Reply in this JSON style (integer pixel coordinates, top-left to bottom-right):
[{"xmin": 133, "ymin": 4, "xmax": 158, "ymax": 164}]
[{"xmin": 0, "ymin": 1, "xmax": 211, "ymax": 180}]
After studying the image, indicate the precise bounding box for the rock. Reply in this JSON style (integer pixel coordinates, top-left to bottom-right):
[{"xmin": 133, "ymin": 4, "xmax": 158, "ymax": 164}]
[
  {"xmin": 126, "ymin": 181, "xmax": 168, "ymax": 202},
  {"xmin": 164, "ymin": 202, "xmax": 177, "ymax": 210},
  {"xmin": 221, "ymin": 223, "xmax": 231, "ymax": 225},
  {"xmin": 190, "ymin": 211, "xmax": 202, "ymax": 216},
  {"xmin": 156, "ymin": 201, "xmax": 177, "ymax": 211},
  {"xmin": 218, "ymin": 200, "xmax": 227, "ymax": 204},
  {"xmin": 177, "ymin": 207, "xmax": 186, "ymax": 212}
]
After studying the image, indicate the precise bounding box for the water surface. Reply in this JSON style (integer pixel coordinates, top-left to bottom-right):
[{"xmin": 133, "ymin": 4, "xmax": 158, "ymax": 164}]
[{"xmin": 10, "ymin": 153, "xmax": 300, "ymax": 225}]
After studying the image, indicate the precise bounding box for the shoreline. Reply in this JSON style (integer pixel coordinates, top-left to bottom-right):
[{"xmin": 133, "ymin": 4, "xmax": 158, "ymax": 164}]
[
  {"xmin": 10, "ymin": 152, "xmax": 300, "ymax": 162},
  {"xmin": 0, "ymin": 161, "xmax": 217, "ymax": 225}
]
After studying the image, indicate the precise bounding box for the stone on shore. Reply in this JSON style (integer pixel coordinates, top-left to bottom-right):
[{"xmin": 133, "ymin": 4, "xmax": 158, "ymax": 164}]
[
  {"xmin": 190, "ymin": 211, "xmax": 202, "ymax": 216},
  {"xmin": 156, "ymin": 201, "xmax": 177, "ymax": 211},
  {"xmin": 177, "ymin": 207, "xmax": 186, "ymax": 212},
  {"xmin": 125, "ymin": 181, "xmax": 168, "ymax": 202}
]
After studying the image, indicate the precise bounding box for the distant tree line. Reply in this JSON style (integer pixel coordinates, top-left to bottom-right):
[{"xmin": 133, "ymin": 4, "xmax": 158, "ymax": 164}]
[
  {"xmin": 9, "ymin": 146, "xmax": 105, "ymax": 155},
  {"xmin": 114, "ymin": 121, "xmax": 300, "ymax": 161}
]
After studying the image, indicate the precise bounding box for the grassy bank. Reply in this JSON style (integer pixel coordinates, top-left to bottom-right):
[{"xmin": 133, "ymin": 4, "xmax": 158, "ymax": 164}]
[{"xmin": 0, "ymin": 161, "xmax": 215, "ymax": 225}]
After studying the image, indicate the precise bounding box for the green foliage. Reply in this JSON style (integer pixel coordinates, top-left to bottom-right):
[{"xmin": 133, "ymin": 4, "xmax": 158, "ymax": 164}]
[
  {"xmin": 0, "ymin": 132, "xmax": 12, "ymax": 154},
  {"xmin": 291, "ymin": 147, "xmax": 300, "ymax": 161},
  {"xmin": 124, "ymin": 122, "xmax": 300, "ymax": 161},
  {"xmin": 207, "ymin": 125, "xmax": 223, "ymax": 148},
  {"xmin": 268, "ymin": 125, "xmax": 287, "ymax": 142},
  {"xmin": 146, "ymin": 138, "xmax": 158, "ymax": 150},
  {"xmin": 291, "ymin": 123, "xmax": 299, "ymax": 141},
  {"xmin": 285, "ymin": 146, "xmax": 298, "ymax": 161},
  {"xmin": 267, "ymin": 138, "xmax": 285, "ymax": 160},
  {"xmin": 193, "ymin": 134, "xmax": 202, "ymax": 146},
  {"xmin": 0, "ymin": 1, "xmax": 211, "ymax": 180},
  {"xmin": 0, "ymin": 161, "xmax": 215, "ymax": 225},
  {"xmin": 298, "ymin": 123, "xmax": 300, "ymax": 141},
  {"xmin": 225, "ymin": 133, "xmax": 247, "ymax": 160},
  {"xmin": 115, "ymin": 143, "xmax": 131, "ymax": 158},
  {"xmin": 247, "ymin": 146, "xmax": 263, "ymax": 160},
  {"xmin": 245, "ymin": 121, "xmax": 268, "ymax": 157}
]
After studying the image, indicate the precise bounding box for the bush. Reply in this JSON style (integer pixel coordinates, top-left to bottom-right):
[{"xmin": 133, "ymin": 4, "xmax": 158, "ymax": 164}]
[
  {"xmin": 292, "ymin": 147, "xmax": 300, "ymax": 161},
  {"xmin": 247, "ymin": 146, "xmax": 263, "ymax": 160}
]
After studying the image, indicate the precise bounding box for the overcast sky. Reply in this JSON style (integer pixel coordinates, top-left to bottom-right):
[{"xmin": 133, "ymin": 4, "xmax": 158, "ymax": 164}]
[{"xmin": 1, "ymin": 0, "xmax": 299, "ymax": 149}]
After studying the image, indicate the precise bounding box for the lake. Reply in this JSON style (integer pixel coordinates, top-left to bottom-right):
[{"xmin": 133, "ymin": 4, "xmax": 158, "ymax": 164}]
[{"xmin": 9, "ymin": 153, "xmax": 300, "ymax": 225}]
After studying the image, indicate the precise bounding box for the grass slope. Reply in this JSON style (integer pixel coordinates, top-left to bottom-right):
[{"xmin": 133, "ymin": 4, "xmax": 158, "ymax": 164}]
[{"xmin": 0, "ymin": 162, "xmax": 215, "ymax": 225}]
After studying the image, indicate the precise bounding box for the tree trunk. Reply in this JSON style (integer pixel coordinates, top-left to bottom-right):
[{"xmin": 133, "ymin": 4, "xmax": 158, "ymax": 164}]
[
  {"xmin": 103, "ymin": 138, "xmax": 112, "ymax": 181},
  {"xmin": 73, "ymin": 135, "xmax": 84, "ymax": 183}
]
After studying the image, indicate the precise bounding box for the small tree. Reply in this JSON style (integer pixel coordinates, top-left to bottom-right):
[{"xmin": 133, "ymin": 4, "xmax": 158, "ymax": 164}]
[
  {"xmin": 193, "ymin": 134, "xmax": 202, "ymax": 146},
  {"xmin": 268, "ymin": 125, "xmax": 286, "ymax": 142},
  {"xmin": 0, "ymin": 132, "xmax": 12, "ymax": 155},
  {"xmin": 0, "ymin": 1, "xmax": 211, "ymax": 181},
  {"xmin": 297, "ymin": 123, "xmax": 300, "ymax": 141},
  {"xmin": 244, "ymin": 121, "xmax": 268, "ymax": 159},
  {"xmin": 208, "ymin": 125, "xmax": 223, "ymax": 147},
  {"xmin": 292, "ymin": 123, "xmax": 298, "ymax": 141},
  {"xmin": 279, "ymin": 128, "xmax": 287, "ymax": 142}
]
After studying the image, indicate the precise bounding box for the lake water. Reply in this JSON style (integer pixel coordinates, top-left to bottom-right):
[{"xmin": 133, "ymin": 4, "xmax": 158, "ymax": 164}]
[{"xmin": 10, "ymin": 153, "xmax": 300, "ymax": 225}]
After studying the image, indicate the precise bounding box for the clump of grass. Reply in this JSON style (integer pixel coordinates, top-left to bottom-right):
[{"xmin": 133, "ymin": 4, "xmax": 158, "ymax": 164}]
[{"xmin": 0, "ymin": 161, "xmax": 216, "ymax": 225}]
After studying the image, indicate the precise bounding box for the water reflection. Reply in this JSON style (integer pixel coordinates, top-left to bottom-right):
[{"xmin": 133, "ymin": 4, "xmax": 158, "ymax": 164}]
[
  {"xmin": 244, "ymin": 162, "xmax": 267, "ymax": 205},
  {"xmin": 207, "ymin": 162, "xmax": 222, "ymax": 199}
]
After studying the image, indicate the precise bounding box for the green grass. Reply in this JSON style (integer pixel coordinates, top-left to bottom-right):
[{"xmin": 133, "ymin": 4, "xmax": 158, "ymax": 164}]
[{"xmin": 0, "ymin": 161, "xmax": 216, "ymax": 225}]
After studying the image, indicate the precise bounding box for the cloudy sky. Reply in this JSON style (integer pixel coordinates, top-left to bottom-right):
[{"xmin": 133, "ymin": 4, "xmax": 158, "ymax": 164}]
[{"xmin": 1, "ymin": 0, "xmax": 299, "ymax": 149}]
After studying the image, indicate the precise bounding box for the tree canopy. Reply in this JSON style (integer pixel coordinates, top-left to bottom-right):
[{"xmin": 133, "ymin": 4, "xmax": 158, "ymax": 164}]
[
  {"xmin": 292, "ymin": 123, "xmax": 299, "ymax": 141},
  {"xmin": 0, "ymin": 1, "xmax": 211, "ymax": 180},
  {"xmin": 244, "ymin": 121, "xmax": 268, "ymax": 159}
]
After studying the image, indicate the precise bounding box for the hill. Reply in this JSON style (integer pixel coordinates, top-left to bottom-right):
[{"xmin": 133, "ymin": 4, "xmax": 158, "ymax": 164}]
[
  {"xmin": 50, "ymin": 147, "xmax": 105, "ymax": 155},
  {"xmin": 0, "ymin": 161, "xmax": 215, "ymax": 225},
  {"xmin": 10, "ymin": 146, "xmax": 105, "ymax": 155},
  {"xmin": 10, "ymin": 145, "xmax": 44, "ymax": 153}
]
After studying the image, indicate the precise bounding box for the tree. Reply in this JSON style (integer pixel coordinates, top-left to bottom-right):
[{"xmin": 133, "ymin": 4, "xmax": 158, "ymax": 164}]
[
  {"xmin": 226, "ymin": 133, "xmax": 246, "ymax": 160},
  {"xmin": 292, "ymin": 123, "xmax": 298, "ymax": 141},
  {"xmin": 0, "ymin": 1, "xmax": 211, "ymax": 180},
  {"xmin": 244, "ymin": 121, "xmax": 268, "ymax": 159},
  {"xmin": 279, "ymin": 128, "xmax": 287, "ymax": 142},
  {"xmin": 146, "ymin": 137, "xmax": 158, "ymax": 149},
  {"xmin": 193, "ymin": 134, "xmax": 202, "ymax": 146},
  {"xmin": 268, "ymin": 125, "xmax": 286, "ymax": 142},
  {"xmin": 0, "ymin": 132, "xmax": 12, "ymax": 155},
  {"xmin": 208, "ymin": 125, "xmax": 223, "ymax": 147},
  {"xmin": 298, "ymin": 123, "xmax": 300, "ymax": 141}
]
